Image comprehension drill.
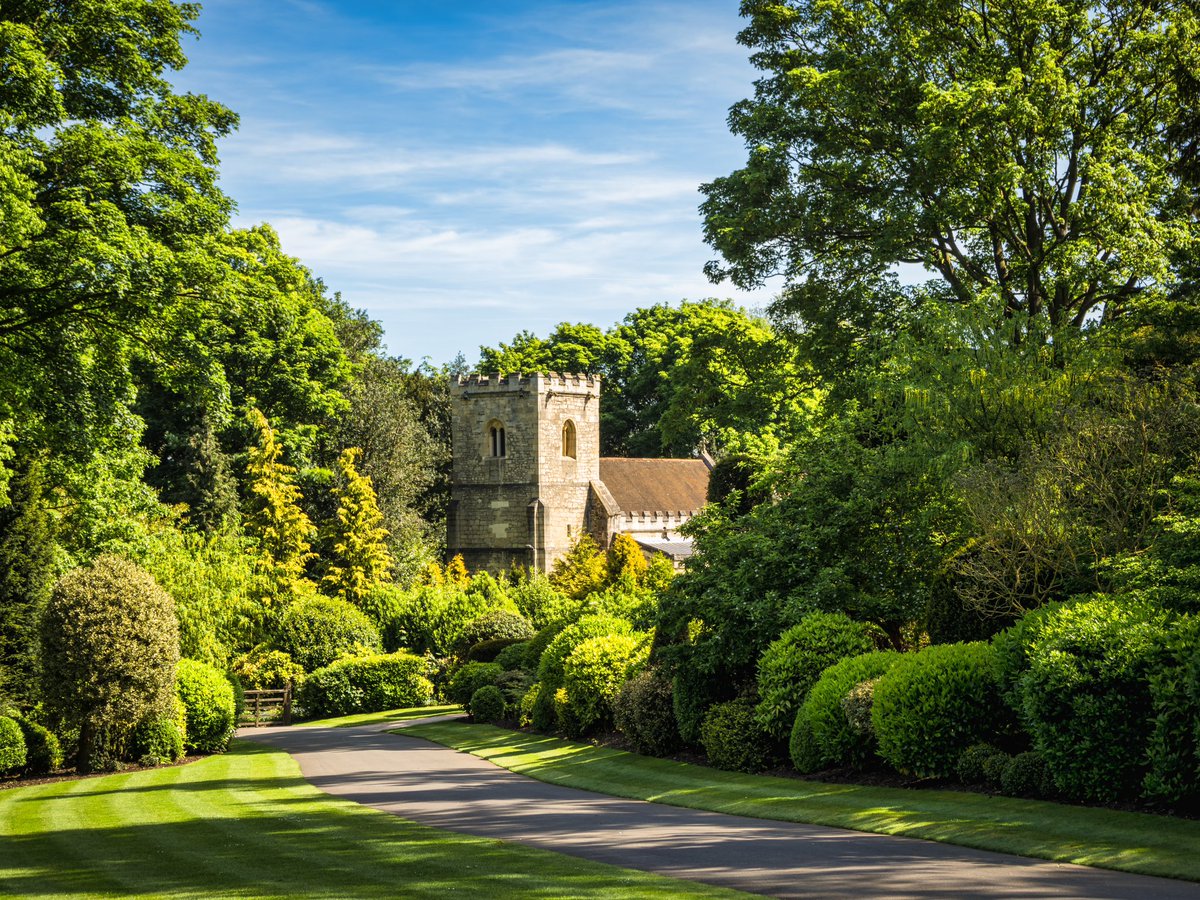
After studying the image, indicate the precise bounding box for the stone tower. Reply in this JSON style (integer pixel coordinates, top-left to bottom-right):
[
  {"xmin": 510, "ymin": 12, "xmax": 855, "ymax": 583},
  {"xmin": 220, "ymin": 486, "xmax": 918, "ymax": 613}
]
[{"xmin": 447, "ymin": 372, "xmax": 600, "ymax": 573}]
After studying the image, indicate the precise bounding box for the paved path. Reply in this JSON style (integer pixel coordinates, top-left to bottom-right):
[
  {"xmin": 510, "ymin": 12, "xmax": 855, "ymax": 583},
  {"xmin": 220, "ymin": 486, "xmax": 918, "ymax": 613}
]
[{"xmin": 240, "ymin": 720, "xmax": 1199, "ymax": 899}]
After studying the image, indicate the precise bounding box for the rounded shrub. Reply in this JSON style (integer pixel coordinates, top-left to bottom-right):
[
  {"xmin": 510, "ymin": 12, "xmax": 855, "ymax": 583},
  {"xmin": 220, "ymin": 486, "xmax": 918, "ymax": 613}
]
[
  {"xmin": 841, "ymin": 678, "xmax": 878, "ymax": 736},
  {"xmin": 530, "ymin": 681, "xmax": 557, "ymax": 732},
  {"xmin": 132, "ymin": 709, "xmax": 184, "ymax": 766},
  {"xmin": 40, "ymin": 556, "xmax": 180, "ymax": 772},
  {"xmin": 560, "ymin": 633, "xmax": 649, "ymax": 734},
  {"xmin": 276, "ymin": 596, "xmax": 381, "ymax": 672},
  {"xmin": 614, "ymin": 669, "xmax": 681, "ymax": 758},
  {"xmin": 1001, "ymin": 751, "xmax": 1053, "ymax": 798},
  {"xmin": 790, "ymin": 650, "xmax": 899, "ymax": 774},
  {"xmin": 701, "ymin": 699, "xmax": 773, "ymax": 773},
  {"xmin": 456, "ymin": 610, "xmax": 533, "ymax": 655},
  {"xmin": 176, "ymin": 659, "xmax": 237, "ymax": 754},
  {"xmin": 495, "ymin": 669, "xmax": 533, "ymax": 717},
  {"xmin": 470, "ymin": 685, "xmax": 506, "ymax": 723},
  {"xmin": 0, "ymin": 716, "xmax": 27, "ymax": 772},
  {"xmin": 872, "ymin": 642, "xmax": 1010, "ymax": 778},
  {"xmin": 446, "ymin": 662, "xmax": 503, "ymax": 712},
  {"xmin": 537, "ymin": 614, "xmax": 632, "ymax": 690},
  {"xmin": 956, "ymin": 743, "xmax": 1002, "ymax": 784},
  {"xmin": 467, "ymin": 638, "xmax": 521, "ymax": 663},
  {"xmin": 13, "ymin": 716, "xmax": 63, "ymax": 775},
  {"xmin": 756, "ymin": 612, "xmax": 880, "ymax": 740},
  {"xmin": 494, "ymin": 641, "xmax": 532, "ymax": 672},
  {"xmin": 230, "ymin": 647, "xmax": 304, "ymax": 690},
  {"xmin": 298, "ymin": 652, "xmax": 433, "ymax": 718},
  {"xmin": 981, "ymin": 751, "xmax": 1012, "ymax": 787},
  {"xmin": 1144, "ymin": 615, "xmax": 1200, "ymax": 806},
  {"xmin": 1017, "ymin": 596, "xmax": 1170, "ymax": 802}
]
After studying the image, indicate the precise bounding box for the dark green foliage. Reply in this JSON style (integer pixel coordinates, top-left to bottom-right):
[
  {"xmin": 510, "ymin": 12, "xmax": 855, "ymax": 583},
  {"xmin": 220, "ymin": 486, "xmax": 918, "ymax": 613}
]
[
  {"xmin": 494, "ymin": 641, "xmax": 531, "ymax": 672},
  {"xmin": 614, "ymin": 670, "xmax": 682, "ymax": 758},
  {"xmin": 1145, "ymin": 616, "xmax": 1200, "ymax": 807},
  {"xmin": 39, "ymin": 556, "xmax": 180, "ymax": 772},
  {"xmin": 276, "ymin": 596, "xmax": 381, "ymax": 672},
  {"xmin": 494, "ymin": 670, "xmax": 533, "ymax": 717},
  {"xmin": 672, "ymin": 657, "xmax": 734, "ymax": 746},
  {"xmin": 925, "ymin": 575, "xmax": 1006, "ymax": 644},
  {"xmin": 175, "ymin": 659, "xmax": 236, "ymax": 754},
  {"xmin": 991, "ymin": 602, "xmax": 1062, "ymax": 710},
  {"xmin": 700, "ymin": 699, "xmax": 773, "ymax": 774},
  {"xmin": 559, "ymin": 633, "xmax": 648, "ymax": 735},
  {"xmin": 12, "ymin": 716, "xmax": 62, "ymax": 775},
  {"xmin": 955, "ymin": 743, "xmax": 1002, "ymax": 784},
  {"xmin": 981, "ymin": 751, "xmax": 1012, "ymax": 787},
  {"xmin": 0, "ymin": 716, "xmax": 27, "ymax": 772},
  {"xmin": 873, "ymin": 643, "xmax": 1010, "ymax": 778},
  {"xmin": 447, "ymin": 662, "xmax": 503, "ymax": 711},
  {"xmin": 132, "ymin": 714, "xmax": 184, "ymax": 767},
  {"xmin": 456, "ymin": 610, "xmax": 532, "ymax": 653},
  {"xmin": 297, "ymin": 652, "xmax": 433, "ymax": 718},
  {"xmin": 1001, "ymin": 752, "xmax": 1053, "ymax": 798},
  {"xmin": 789, "ymin": 651, "xmax": 899, "ymax": 773},
  {"xmin": 530, "ymin": 682, "xmax": 557, "ymax": 732},
  {"xmin": 467, "ymin": 638, "xmax": 521, "ymax": 663},
  {"xmin": 756, "ymin": 612, "xmax": 880, "ymax": 739},
  {"xmin": 469, "ymin": 685, "xmax": 506, "ymax": 724},
  {"xmin": 1017, "ymin": 597, "xmax": 1170, "ymax": 802},
  {"xmin": 706, "ymin": 453, "xmax": 765, "ymax": 516}
]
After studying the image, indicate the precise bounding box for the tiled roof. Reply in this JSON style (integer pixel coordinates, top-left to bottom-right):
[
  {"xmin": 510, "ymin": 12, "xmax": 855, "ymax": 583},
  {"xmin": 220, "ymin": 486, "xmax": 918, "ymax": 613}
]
[
  {"xmin": 633, "ymin": 538, "xmax": 696, "ymax": 560},
  {"xmin": 598, "ymin": 457, "xmax": 711, "ymax": 514}
]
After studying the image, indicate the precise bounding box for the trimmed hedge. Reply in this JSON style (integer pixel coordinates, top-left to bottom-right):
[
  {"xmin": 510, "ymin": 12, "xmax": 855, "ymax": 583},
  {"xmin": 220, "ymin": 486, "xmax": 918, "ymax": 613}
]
[
  {"xmin": 614, "ymin": 670, "xmax": 681, "ymax": 758},
  {"xmin": 789, "ymin": 650, "xmax": 899, "ymax": 774},
  {"xmin": 873, "ymin": 642, "xmax": 1009, "ymax": 778},
  {"xmin": 298, "ymin": 652, "xmax": 433, "ymax": 718},
  {"xmin": 456, "ymin": 611, "xmax": 533, "ymax": 655},
  {"xmin": 0, "ymin": 716, "xmax": 27, "ymax": 772},
  {"xmin": 560, "ymin": 633, "xmax": 648, "ymax": 735},
  {"xmin": 276, "ymin": 596, "xmax": 381, "ymax": 672},
  {"xmin": 467, "ymin": 638, "xmax": 521, "ymax": 663},
  {"xmin": 132, "ymin": 709, "xmax": 184, "ymax": 766},
  {"xmin": 1001, "ymin": 751, "xmax": 1053, "ymax": 798},
  {"xmin": 176, "ymin": 659, "xmax": 236, "ymax": 754},
  {"xmin": 13, "ymin": 716, "xmax": 62, "ymax": 775},
  {"xmin": 470, "ymin": 685, "xmax": 506, "ymax": 723},
  {"xmin": 701, "ymin": 699, "xmax": 772, "ymax": 774},
  {"xmin": 537, "ymin": 615, "xmax": 632, "ymax": 689},
  {"xmin": 494, "ymin": 641, "xmax": 532, "ymax": 672},
  {"xmin": 447, "ymin": 662, "xmax": 504, "ymax": 712},
  {"xmin": 1144, "ymin": 614, "xmax": 1200, "ymax": 807}
]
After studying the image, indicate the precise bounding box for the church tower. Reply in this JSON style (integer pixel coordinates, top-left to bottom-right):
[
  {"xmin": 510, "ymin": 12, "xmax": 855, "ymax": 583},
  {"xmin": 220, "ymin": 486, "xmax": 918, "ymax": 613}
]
[{"xmin": 447, "ymin": 373, "xmax": 600, "ymax": 573}]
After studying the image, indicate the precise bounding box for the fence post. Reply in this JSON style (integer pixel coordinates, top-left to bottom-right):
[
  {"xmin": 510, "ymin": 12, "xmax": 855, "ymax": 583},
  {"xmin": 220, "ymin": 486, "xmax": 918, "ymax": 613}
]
[{"xmin": 282, "ymin": 679, "xmax": 293, "ymax": 726}]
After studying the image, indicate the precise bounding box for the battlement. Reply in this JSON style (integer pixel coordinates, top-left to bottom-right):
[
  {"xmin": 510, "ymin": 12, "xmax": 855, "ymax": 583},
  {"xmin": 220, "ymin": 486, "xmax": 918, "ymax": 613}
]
[{"xmin": 456, "ymin": 372, "xmax": 600, "ymax": 394}]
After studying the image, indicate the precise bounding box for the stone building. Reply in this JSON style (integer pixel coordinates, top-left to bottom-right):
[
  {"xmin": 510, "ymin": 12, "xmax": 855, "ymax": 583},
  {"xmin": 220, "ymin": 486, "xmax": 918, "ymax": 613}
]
[{"xmin": 446, "ymin": 372, "xmax": 711, "ymax": 573}]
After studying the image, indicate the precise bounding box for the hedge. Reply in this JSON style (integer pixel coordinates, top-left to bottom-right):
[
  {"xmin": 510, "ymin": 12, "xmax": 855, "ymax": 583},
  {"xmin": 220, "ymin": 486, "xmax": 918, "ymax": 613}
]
[
  {"xmin": 176, "ymin": 659, "xmax": 236, "ymax": 753},
  {"xmin": 298, "ymin": 652, "xmax": 433, "ymax": 718},
  {"xmin": 276, "ymin": 596, "xmax": 381, "ymax": 672}
]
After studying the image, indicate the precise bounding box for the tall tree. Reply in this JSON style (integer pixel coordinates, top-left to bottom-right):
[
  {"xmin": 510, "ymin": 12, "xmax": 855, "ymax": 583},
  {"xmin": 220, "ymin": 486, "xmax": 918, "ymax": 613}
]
[{"xmin": 322, "ymin": 448, "xmax": 393, "ymax": 606}]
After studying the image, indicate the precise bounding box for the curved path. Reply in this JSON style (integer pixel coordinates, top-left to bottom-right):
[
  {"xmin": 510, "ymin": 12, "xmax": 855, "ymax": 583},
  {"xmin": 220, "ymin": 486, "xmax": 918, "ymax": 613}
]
[{"xmin": 240, "ymin": 720, "xmax": 1199, "ymax": 899}]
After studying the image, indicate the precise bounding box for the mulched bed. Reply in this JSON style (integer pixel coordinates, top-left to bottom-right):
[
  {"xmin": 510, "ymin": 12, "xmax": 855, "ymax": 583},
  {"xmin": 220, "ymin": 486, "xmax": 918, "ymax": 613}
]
[{"xmin": 0, "ymin": 755, "xmax": 206, "ymax": 791}]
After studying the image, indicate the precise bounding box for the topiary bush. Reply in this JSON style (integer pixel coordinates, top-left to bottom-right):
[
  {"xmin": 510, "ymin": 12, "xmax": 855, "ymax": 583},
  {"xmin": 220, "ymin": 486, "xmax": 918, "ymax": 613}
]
[
  {"xmin": 559, "ymin": 633, "xmax": 649, "ymax": 734},
  {"xmin": 132, "ymin": 706, "xmax": 185, "ymax": 767},
  {"xmin": 230, "ymin": 647, "xmax": 304, "ymax": 690},
  {"xmin": 790, "ymin": 650, "xmax": 899, "ymax": 774},
  {"xmin": 700, "ymin": 699, "xmax": 773, "ymax": 774},
  {"xmin": 446, "ymin": 662, "xmax": 503, "ymax": 713},
  {"xmin": 469, "ymin": 685, "xmax": 506, "ymax": 723},
  {"xmin": 276, "ymin": 596, "xmax": 381, "ymax": 672},
  {"xmin": 494, "ymin": 641, "xmax": 532, "ymax": 672},
  {"xmin": 873, "ymin": 642, "xmax": 1010, "ymax": 778},
  {"xmin": 39, "ymin": 556, "xmax": 180, "ymax": 772},
  {"xmin": 1001, "ymin": 751, "xmax": 1053, "ymax": 798},
  {"xmin": 955, "ymin": 742, "xmax": 1002, "ymax": 783},
  {"xmin": 755, "ymin": 612, "xmax": 881, "ymax": 740},
  {"xmin": 0, "ymin": 716, "xmax": 27, "ymax": 772},
  {"xmin": 13, "ymin": 716, "xmax": 62, "ymax": 775},
  {"xmin": 176, "ymin": 659, "xmax": 236, "ymax": 754},
  {"xmin": 456, "ymin": 610, "xmax": 533, "ymax": 656},
  {"xmin": 1017, "ymin": 596, "xmax": 1170, "ymax": 802},
  {"xmin": 467, "ymin": 638, "xmax": 521, "ymax": 663},
  {"xmin": 1144, "ymin": 615, "xmax": 1200, "ymax": 807},
  {"xmin": 298, "ymin": 652, "xmax": 433, "ymax": 718},
  {"xmin": 981, "ymin": 750, "xmax": 1012, "ymax": 787},
  {"xmin": 614, "ymin": 670, "xmax": 682, "ymax": 758}
]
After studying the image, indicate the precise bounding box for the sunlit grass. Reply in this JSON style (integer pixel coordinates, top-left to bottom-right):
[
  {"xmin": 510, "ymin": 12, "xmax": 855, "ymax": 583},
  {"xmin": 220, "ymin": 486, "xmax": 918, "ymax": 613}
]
[
  {"xmin": 295, "ymin": 704, "xmax": 463, "ymax": 728},
  {"xmin": 0, "ymin": 741, "xmax": 748, "ymax": 899},
  {"xmin": 405, "ymin": 721, "xmax": 1200, "ymax": 883}
]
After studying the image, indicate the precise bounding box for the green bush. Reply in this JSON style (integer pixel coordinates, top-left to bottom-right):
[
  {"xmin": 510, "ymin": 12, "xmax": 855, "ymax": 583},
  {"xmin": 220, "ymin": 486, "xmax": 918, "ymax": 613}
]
[
  {"xmin": 176, "ymin": 659, "xmax": 236, "ymax": 754},
  {"xmin": 1001, "ymin": 751, "xmax": 1053, "ymax": 798},
  {"xmin": 467, "ymin": 638, "xmax": 521, "ymax": 663},
  {"xmin": 1144, "ymin": 615, "xmax": 1200, "ymax": 807},
  {"xmin": 991, "ymin": 602, "xmax": 1062, "ymax": 710},
  {"xmin": 981, "ymin": 750, "xmax": 1012, "ymax": 787},
  {"xmin": 494, "ymin": 641, "xmax": 532, "ymax": 672},
  {"xmin": 13, "ymin": 716, "xmax": 62, "ymax": 775},
  {"xmin": 132, "ymin": 708, "xmax": 184, "ymax": 767},
  {"xmin": 298, "ymin": 652, "xmax": 433, "ymax": 718},
  {"xmin": 789, "ymin": 651, "xmax": 898, "ymax": 774},
  {"xmin": 840, "ymin": 678, "xmax": 878, "ymax": 736},
  {"xmin": 756, "ymin": 612, "xmax": 880, "ymax": 740},
  {"xmin": 1017, "ymin": 596, "xmax": 1170, "ymax": 802},
  {"xmin": 495, "ymin": 669, "xmax": 533, "ymax": 717},
  {"xmin": 230, "ymin": 647, "xmax": 304, "ymax": 690},
  {"xmin": 673, "ymin": 662, "xmax": 728, "ymax": 747},
  {"xmin": 508, "ymin": 574, "xmax": 576, "ymax": 629},
  {"xmin": 0, "ymin": 716, "xmax": 27, "ymax": 772},
  {"xmin": 276, "ymin": 596, "xmax": 381, "ymax": 672},
  {"xmin": 614, "ymin": 670, "xmax": 681, "ymax": 757},
  {"xmin": 700, "ymin": 699, "xmax": 773, "ymax": 773},
  {"xmin": 456, "ymin": 611, "xmax": 533, "ymax": 655},
  {"xmin": 873, "ymin": 642, "xmax": 1010, "ymax": 778},
  {"xmin": 559, "ymin": 633, "xmax": 649, "ymax": 734},
  {"xmin": 955, "ymin": 743, "xmax": 1002, "ymax": 783},
  {"xmin": 470, "ymin": 685, "xmax": 506, "ymax": 723},
  {"xmin": 446, "ymin": 662, "xmax": 503, "ymax": 712},
  {"xmin": 39, "ymin": 556, "xmax": 180, "ymax": 772},
  {"xmin": 530, "ymin": 681, "xmax": 557, "ymax": 732},
  {"xmin": 536, "ymin": 615, "xmax": 632, "ymax": 690}
]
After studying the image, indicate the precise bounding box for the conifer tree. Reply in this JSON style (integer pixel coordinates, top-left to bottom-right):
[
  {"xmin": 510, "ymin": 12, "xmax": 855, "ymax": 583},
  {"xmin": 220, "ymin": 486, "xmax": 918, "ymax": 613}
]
[
  {"xmin": 444, "ymin": 554, "xmax": 470, "ymax": 588},
  {"xmin": 607, "ymin": 533, "xmax": 648, "ymax": 586},
  {"xmin": 550, "ymin": 534, "xmax": 608, "ymax": 600},
  {"xmin": 323, "ymin": 448, "xmax": 393, "ymax": 606},
  {"xmin": 244, "ymin": 408, "xmax": 316, "ymax": 607}
]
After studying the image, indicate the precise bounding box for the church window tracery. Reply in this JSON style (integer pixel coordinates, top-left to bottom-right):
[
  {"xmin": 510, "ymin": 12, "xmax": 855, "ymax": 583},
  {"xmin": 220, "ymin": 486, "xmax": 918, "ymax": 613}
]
[{"xmin": 562, "ymin": 419, "xmax": 577, "ymax": 458}]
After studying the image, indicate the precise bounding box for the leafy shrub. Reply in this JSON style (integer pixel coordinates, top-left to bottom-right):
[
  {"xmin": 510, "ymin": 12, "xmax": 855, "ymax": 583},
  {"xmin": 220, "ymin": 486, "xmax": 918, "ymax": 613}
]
[
  {"xmin": 981, "ymin": 751, "xmax": 1011, "ymax": 787},
  {"xmin": 298, "ymin": 652, "xmax": 433, "ymax": 718},
  {"xmin": 470, "ymin": 685, "xmax": 506, "ymax": 723},
  {"xmin": 39, "ymin": 556, "xmax": 180, "ymax": 772},
  {"xmin": 1017, "ymin": 597, "xmax": 1170, "ymax": 801},
  {"xmin": 446, "ymin": 662, "xmax": 503, "ymax": 712},
  {"xmin": 552, "ymin": 686, "xmax": 583, "ymax": 738},
  {"xmin": 13, "ymin": 716, "xmax": 62, "ymax": 774},
  {"xmin": 756, "ymin": 613, "xmax": 880, "ymax": 740},
  {"xmin": 1144, "ymin": 615, "xmax": 1200, "ymax": 806},
  {"xmin": 508, "ymin": 574, "xmax": 576, "ymax": 629},
  {"xmin": 456, "ymin": 610, "xmax": 533, "ymax": 655},
  {"xmin": 789, "ymin": 651, "xmax": 899, "ymax": 774},
  {"xmin": 614, "ymin": 670, "xmax": 681, "ymax": 757},
  {"xmin": 494, "ymin": 641, "xmax": 532, "ymax": 672},
  {"xmin": 537, "ymin": 615, "xmax": 632, "ymax": 690},
  {"xmin": 530, "ymin": 682, "xmax": 557, "ymax": 732},
  {"xmin": 388, "ymin": 583, "xmax": 518, "ymax": 657},
  {"xmin": 873, "ymin": 642, "xmax": 1010, "ymax": 778},
  {"xmin": 132, "ymin": 708, "xmax": 184, "ymax": 767},
  {"xmin": 276, "ymin": 596, "xmax": 381, "ymax": 672},
  {"xmin": 700, "ymin": 699, "xmax": 772, "ymax": 773},
  {"xmin": 560, "ymin": 633, "xmax": 649, "ymax": 734},
  {"xmin": 841, "ymin": 678, "xmax": 878, "ymax": 736},
  {"xmin": 1001, "ymin": 751, "xmax": 1053, "ymax": 798},
  {"xmin": 0, "ymin": 716, "xmax": 27, "ymax": 772},
  {"xmin": 467, "ymin": 638, "xmax": 522, "ymax": 663},
  {"xmin": 991, "ymin": 602, "xmax": 1062, "ymax": 709},
  {"xmin": 495, "ymin": 670, "xmax": 533, "ymax": 716},
  {"xmin": 956, "ymin": 743, "xmax": 1002, "ymax": 783},
  {"xmin": 176, "ymin": 659, "xmax": 236, "ymax": 754},
  {"xmin": 673, "ymin": 662, "xmax": 729, "ymax": 747},
  {"xmin": 230, "ymin": 647, "xmax": 304, "ymax": 690}
]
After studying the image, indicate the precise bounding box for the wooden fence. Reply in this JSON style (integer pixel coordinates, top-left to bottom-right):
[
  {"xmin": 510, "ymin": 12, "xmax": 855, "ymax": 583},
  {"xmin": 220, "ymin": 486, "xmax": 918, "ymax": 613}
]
[{"xmin": 239, "ymin": 681, "xmax": 294, "ymax": 727}]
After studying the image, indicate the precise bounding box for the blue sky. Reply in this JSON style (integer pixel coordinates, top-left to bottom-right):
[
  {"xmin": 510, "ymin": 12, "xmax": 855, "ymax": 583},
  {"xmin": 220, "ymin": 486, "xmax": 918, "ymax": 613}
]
[{"xmin": 174, "ymin": 0, "xmax": 774, "ymax": 366}]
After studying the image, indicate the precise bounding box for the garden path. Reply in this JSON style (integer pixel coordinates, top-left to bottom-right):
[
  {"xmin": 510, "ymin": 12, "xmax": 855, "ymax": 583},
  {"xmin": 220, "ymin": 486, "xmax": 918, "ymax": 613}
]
[{"xmin": 239, "ymin": 720, "xmax": 1199, "ymax": 900}]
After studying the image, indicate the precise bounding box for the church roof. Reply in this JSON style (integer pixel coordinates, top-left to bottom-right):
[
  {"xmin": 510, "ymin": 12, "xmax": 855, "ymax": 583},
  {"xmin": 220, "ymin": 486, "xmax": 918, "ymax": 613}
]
[{"xmin": 598, "ymin": 457, "xmax": 711, "ymax": 514}]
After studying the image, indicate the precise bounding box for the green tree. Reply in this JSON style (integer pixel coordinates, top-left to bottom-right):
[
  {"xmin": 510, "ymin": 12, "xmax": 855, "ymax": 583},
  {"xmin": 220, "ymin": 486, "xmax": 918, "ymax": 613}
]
[{"xmin": 322, "ymin": 448, "xmax": 393, "ymax": 606}]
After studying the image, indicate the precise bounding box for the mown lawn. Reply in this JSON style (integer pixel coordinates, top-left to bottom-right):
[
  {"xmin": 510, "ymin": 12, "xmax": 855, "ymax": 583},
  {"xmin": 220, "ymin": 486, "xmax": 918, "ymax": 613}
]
[
  {"xmin": 296, "ymin": 704, "xmax": 463, "ymax": 728},
  {"xmin": 404, "ymin": 721, "xmax": 1200, "ymax": 884},
  {"xmin": 0, "ymin": 740, "xmax": 747, "ymax": 899}
]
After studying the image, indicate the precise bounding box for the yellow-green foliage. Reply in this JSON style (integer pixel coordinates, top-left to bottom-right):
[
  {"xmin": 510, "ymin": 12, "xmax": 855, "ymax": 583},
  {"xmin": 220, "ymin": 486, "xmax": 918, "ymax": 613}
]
[
  {"xmin": 276, "ymin": 596, "xmax": 382, "ymax": 672},
  {"xmin": 444, "ymin": 555, "xmax": 469, "ymax": 588},
  {"xmin": 322, "ymin": 448, "xmax": 393, "ymax": 607},
  {"xmin": 549, "ymin": 534, "xmax": 607, "ymax": 600},
  {"xmin": 606, "ymin": 534, "xmax": 647, "ymax": 584},
  {"xmin": 176, "ymin": 659, "xmax": 236, "ymax": 753},
  {"xmin": 560, "ymin": 632, "xmax": 649, "ymax": 734},
  {"xmin": 230, "ymin": 647, "xmax": 305, "ymax": 690}
]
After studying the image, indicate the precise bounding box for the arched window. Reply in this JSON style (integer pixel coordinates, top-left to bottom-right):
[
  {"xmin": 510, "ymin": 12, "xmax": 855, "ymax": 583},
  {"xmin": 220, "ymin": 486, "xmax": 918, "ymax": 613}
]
[
  {"xmin": 562, "ymin": 419, "xmax": 576, "ymax": 458},
  {"xmin": 488, "ymin": 422, "xmax": 506, "ymax": 458}
]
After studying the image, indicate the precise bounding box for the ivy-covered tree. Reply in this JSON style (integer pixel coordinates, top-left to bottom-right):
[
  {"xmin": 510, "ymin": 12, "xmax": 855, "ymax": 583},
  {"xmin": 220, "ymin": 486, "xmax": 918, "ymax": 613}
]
[{"xmin": 322, "ymin": 448, "xmax": 393, "ymax": 607}]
